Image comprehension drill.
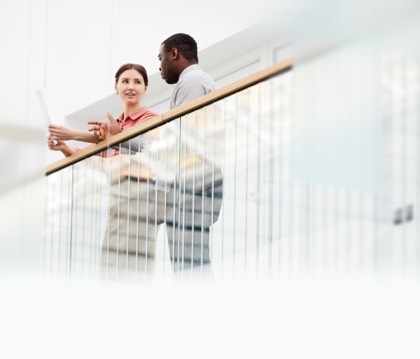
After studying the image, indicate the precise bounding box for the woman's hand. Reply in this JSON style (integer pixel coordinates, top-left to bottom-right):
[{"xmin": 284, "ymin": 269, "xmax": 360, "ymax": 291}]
[
  {"xmin": 47, "ymin": 135, "xmax": 64, "ymax": 150},
  {"xmin": 48, "ymin": 124, "xmax": 78, "ymax": 141},
  {"xmin": 47, "ymin": 135, "xmax": 76, "ymax": 157},
  {"xmin": 88, "ymin": 112, "xmax": 122, "ymax": 141}
]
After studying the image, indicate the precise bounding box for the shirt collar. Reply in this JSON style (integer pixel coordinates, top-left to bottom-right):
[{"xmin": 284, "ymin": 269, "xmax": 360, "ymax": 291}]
[
  {"xmin": 179, "ymin": 64, "xmax": 201, "ymax": 80},
  {"xmin": 117, "ymin": 107, "xmax": 148, "ymax": 123}
]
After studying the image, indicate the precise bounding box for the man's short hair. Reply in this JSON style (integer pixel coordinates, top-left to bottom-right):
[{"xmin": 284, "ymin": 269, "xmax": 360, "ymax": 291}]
[{"xmin": 162, "ymin": 33, "xmax": 198, "ymax": 62}]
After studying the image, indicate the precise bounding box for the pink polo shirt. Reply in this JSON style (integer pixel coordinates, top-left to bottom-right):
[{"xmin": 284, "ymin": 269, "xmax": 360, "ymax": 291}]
[
  {"xmin": 117, "ymin": 106, "xmax": 158, "ymax": 130},
  {"xmin": 76, "ymin": 107, "xmax": 158, "ymax": 157}
]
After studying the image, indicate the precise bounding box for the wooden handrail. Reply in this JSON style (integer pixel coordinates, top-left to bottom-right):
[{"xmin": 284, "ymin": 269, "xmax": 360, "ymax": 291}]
[{"xmin": 45, "ymin": 58, "xmax": 292, "ymax": 176}]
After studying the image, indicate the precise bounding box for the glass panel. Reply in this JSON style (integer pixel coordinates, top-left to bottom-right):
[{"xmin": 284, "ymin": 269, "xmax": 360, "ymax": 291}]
[{"xmin": 44, "ymin": 22, "xmax": 420, "ymax": 283}]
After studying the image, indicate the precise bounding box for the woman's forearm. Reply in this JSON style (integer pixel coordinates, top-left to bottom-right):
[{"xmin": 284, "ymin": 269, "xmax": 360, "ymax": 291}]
[
  {"xmin": 49, "ymin": 124, "xmax": 100, "ymax": 143},
  {"xmin": 61, "ymin": 145, "xmax": 77, "ymax": 157},
  {"xmin": 72, "ymin": 129, "xmax": 100, "ymax": 143}
]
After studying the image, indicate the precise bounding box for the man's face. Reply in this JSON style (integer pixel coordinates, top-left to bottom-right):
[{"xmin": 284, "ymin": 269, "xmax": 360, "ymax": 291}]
[{"xmin": 158, "ymin": 44, "xmax": 178, "ymax": 84}]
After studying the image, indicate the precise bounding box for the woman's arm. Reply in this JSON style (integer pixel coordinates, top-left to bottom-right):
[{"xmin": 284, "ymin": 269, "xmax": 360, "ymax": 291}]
[
  {"xmin": 48, "ymin": 124, "xmax": 100, "ymax": 143},
  {"xmin": 88, "ymin": 112, "xmax": 122, "ymax": 141},
  {"xmin": 47, "ymin": 136, "xmax": 77, "ymax": 157}
]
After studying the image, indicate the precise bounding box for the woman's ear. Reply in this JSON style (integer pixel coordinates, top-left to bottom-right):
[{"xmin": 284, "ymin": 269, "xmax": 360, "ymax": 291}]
[{"xmin": 115, "ymin": 84, "xmax": 119, "ymax": 94}]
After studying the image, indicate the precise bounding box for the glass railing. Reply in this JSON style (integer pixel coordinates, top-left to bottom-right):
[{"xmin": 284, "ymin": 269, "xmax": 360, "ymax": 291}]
[
  {"xmin": 44, "ymin": 31, "xmax": 420, "ymax": 284},
  {"xmin": 44, "ymin": 61, "xmax": 292, "ymax": 283}
]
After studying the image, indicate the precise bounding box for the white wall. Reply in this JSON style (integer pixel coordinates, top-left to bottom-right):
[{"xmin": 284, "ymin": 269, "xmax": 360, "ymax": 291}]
[
  {"xmin": 3, "ymin": 0, "xmax": 418, "ymax": 275},
  {"xmin": 0, "ymin": 0, "xmax": 282, "ymax": 274},
  {"xmin": 35, "ymin": 0, "xmax": 274, "ymax": 122}
]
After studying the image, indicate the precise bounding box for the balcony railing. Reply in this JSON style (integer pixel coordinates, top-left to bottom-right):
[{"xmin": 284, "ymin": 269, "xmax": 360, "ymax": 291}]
[
  {"xmin": 45, "ymin": 60, "xmax": 292, "ymax": 283},
  {"xmin": 44, "ymin": 34, "xmax": 420, "ymax": 284}
]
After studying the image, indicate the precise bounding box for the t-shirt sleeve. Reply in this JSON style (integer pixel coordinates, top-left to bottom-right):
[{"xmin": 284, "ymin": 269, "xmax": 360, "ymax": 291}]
[{"xmin": 174, "ymin": 81, "xmax": 208, "ymax": 108}]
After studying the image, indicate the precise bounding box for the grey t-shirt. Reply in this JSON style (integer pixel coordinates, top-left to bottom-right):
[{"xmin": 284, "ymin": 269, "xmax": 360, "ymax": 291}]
[{"xmin": 170, "ymin": 64, "xmax": 217, "ymax": 109}]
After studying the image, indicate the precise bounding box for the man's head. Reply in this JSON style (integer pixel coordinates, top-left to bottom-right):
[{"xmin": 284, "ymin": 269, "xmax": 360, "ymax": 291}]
[{"xmin": 158, "ymin": 33, "xmax": 199, "ymax": 84}]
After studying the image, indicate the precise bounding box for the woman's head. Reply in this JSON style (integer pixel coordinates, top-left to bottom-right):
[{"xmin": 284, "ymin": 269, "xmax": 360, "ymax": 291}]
[
  {"xmin": 115, "ymin": 63, "xmax": 149, "ymax": 85},
  {"xmin": 114, "ymin": 63, "xmax": 149, "ymax": 107}
]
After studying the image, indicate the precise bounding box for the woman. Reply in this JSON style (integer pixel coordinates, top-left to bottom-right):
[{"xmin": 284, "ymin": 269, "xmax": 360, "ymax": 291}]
[
  {"xmin": 48, "ymin": 64, "xmax": 164, "ymax": 281},
  {"xmin": 48, "ymin": 63, "xmax": 158, "ymax": 157}
]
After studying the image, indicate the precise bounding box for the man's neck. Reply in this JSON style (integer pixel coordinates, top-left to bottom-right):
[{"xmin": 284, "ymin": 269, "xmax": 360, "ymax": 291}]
[{"xmin": 178, "ymin": 60, "xmax": 198, "ymax": 76}]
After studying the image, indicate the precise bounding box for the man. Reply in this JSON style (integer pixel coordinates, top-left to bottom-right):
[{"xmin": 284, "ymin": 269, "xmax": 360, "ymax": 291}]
[
  {"xmin": 158, "ymin": 33, "xmax": 223, "ymax": 272},
  {"xmin": 159, "ymin": 33, "xmax": 217, "ymax": 109}
]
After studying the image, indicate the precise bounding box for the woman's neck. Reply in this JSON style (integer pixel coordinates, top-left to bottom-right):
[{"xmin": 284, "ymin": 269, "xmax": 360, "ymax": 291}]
[{"xmin": 123, "ymin": 103, "xmax": 143, "ymax": 119}]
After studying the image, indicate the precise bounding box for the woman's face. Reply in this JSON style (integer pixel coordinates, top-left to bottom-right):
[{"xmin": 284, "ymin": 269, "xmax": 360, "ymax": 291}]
[{"xmin": 115, "ymin": 69, "xmax": 147, "ymax": 106}]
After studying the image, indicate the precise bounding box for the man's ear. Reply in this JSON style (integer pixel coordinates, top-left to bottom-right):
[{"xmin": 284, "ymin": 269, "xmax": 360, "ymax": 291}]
[{"xmin": 171, "ymin": 48, "xmax": 179, "ymax": 60}]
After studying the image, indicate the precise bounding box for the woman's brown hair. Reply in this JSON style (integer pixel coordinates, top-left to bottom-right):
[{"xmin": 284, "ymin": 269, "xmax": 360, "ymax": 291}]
[{"xmin": 115, "ymin": 63, "xmax": 149, "ymax": 86}]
